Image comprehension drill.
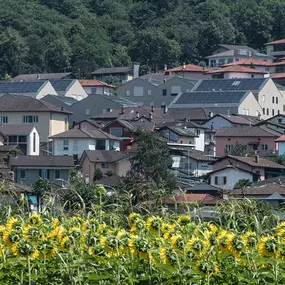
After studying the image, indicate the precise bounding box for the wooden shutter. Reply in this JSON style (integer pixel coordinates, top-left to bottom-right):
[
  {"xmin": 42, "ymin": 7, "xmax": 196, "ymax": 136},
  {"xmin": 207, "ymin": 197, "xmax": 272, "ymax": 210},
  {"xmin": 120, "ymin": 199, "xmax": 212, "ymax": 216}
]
[
  {"xmin": 223, "ymin": 177, "xmax": 227, "ymax": 185},
  {"xmin": 214, "ymin": 177, "xmax": 218, "ymax": 185}
]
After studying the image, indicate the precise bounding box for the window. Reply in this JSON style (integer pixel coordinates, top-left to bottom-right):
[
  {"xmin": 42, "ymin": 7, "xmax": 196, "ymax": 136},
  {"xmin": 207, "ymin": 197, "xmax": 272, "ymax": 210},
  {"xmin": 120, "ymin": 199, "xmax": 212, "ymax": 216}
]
[
  {"xmin": 101, "ymin": 163, "xmax": 109, "ymax": 169},
  {"xmin": 162, "ymin": 89, "xmax": 167, "ymax": 96},
  {"xmin": 150, "ymin": 102, "xmax": 154, "ymax": 107},
  {"xmin": 73, "ymin": 154, "xmax": 78, "ymax": 163},
  {"xmin": 171, "ymin": 86, "xmax": 181, "ymax": 96},
  {"xmin": 134, "ymin": 86, "xmax": 143, "ymax": 96},
  {"xmin": 196, "ymin": 130, "xmax": 201, "ymax": 135},
  {"xmin": 126, "ymin": 90, "xmax": 130, "ymax": 96},
  {"xmin": 255, "ymin": 171, "xmax": 261, "ymax": 175},
  {"xmin": 0, "ymin": 116, "xmax": 8, "ymax": 123},
  {"xmin": 63, "ymin": 140, "xmax": 69, "ymax": 151},
  {"xmin": 272, "ymin": 97, "xmax": 275, "ymax": 103},
  {"xmin": 284, "ymin": 105, "xmax": 285, "ymax": 112},
  {"xmin": 243, "ymin": 108, "xmax": 246, "ymax": 115},
  {"xmin": 110, "ymin": 127, "xmax": 123, "ymax": 137},
  {"xmin": 73, "ymin": 140, "xmax": 78, "ymax": 151},
  {"xmin": 85, "ymin": 109, "xmax": 90, "ymax": 115},
  {"xmin": 246, "ymin": 109, "xmax": 249, "ymax": 115},
  {"xmin": 214, "ymin": 176, "xmax": 227, "ymax": 185},
  {"xmin": 23, "ymin": 116, "xmax": 38, "ymax": 123},
  {"xmin": 64, "ymin": 118, "xmax": 68, "ymax": 131},
  {"xmin": 185, "ymin": 162, "xmax": 192, "ymax": 169},
  {"xmin": 278, "ymin": 118, "xmax": 283, "ymax": 123},
  {"xmin": 276, "ymin": 97, "xmax": 279, "ymax": 104},
  {"xmin": 225, "ymin": 145, "xmax": 233, "ymax": 151},
  {"xmin": 218, "ymin": 59, "xmax": 226, "ymax": 66},
  {"xmin": 262, "ymin": 144, "xmax": 268, "ymax": 150},
  {"xmin": 33, "ymin": 132, "xmax": 36, "ymax": 153},
  {"xmin": 278, "ymin": 110, "xmax": 280, "ymax": 114},
  {"xmin": 263, "ymin": 108, "xmax": 265, "ymax": 115},
  {"xmin": 232, "ymin": 81, "xmax": 241, "ymax": 86},
  {"xmin": 55, "ymin": 170, "xmax": 60, "ymax": 179},
  {"xmin": 20, "ymin": 170, "xmax": 26, "ymax": 179},
  {"xmin": 148, "ymin": 90, "xmax": 152, "ymax": 96},
  {"xmin": 267, "ymin": 108, "xmax": 269, "ymax": 116},
  {"xmin": 39, "ymin": 169, "xmax": 50, "ymax": 179},
  {"xmin": 262, "ymin": 95, "xmax": 266, "ymax": 102},
  {"xmin": 272, "ymin": 109, "xmax": 275, "ymax": 116}
]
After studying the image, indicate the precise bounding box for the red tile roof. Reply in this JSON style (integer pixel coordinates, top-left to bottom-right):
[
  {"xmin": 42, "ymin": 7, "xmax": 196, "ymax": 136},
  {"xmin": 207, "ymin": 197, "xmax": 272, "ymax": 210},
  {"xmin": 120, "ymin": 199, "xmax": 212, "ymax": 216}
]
[
  {"xmin": 79, "ymin": 80, "xmax": 114, "ymax": 88},
  {"xmin": 265, "ymin": 39, "xmax": 285, "ymax": 45},
  {"xmin": 164, "ymin": 193, "xmax": 220, "ymax": 205},
  {"xmin": 271, "ymin": 73, "xmax": 285, "ymax": 79},
  {"xmin": 207, "ymin": 65, "xmax": 267, "ymax": 74},
  {"xmin": 269, "ymin": 61, "xmax": 285, "ymax": 66},
  {"xmin": 167, "ymin": 64, "xmax": 211, "ymax": 73},
  {"xmin": 223, "ymin": 58, "xmax": 271, "ymax": 67},
  {"xmin": 275, "ymin": 135, "xmax": 285, "ymax": 142}
]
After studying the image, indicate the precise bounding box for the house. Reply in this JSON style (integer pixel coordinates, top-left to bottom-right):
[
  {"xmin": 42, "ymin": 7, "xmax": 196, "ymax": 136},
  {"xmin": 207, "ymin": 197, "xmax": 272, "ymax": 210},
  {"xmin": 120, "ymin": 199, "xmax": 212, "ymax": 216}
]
[
  {"xmin": 0, "ymin": 125, "xmax": 40, "ymax": 156},
  {"xmin": 0, "ymin": 81, "xmax": 57, "ymax": 99},
  {"xmin": 73, "ymin": 120, "xmax": 103, "ymax": 130},
  {"xmin": 183, "ymin": 183, "xmax": 221, "ymax": 197},
  {"xmin": 68, "ymin": 94, "xmax": 139, "ymax": 125},
  {"xmin": 206, "ymin": 44, "xmax": 273, "ymax": 69},
  {"xmin": 10, "ymin": 155, "xmax": 74, "ymax": 185},
  {"xmin": 78, "ymin": 80, "xmax": 115, "ymax": 96},
  {"xmin": 268, "ymin": 61, "xmax": 285, "ymax": 75},
  {"xmin": 40, "ymin": 94, "xmax": 77, "ymax": 111},
  {"xmin": 80, "ymin": 150, "xmax": 132, "ymax": 180},
  {"xmin": 207, "ymin": 66, "xmax": 268, "ymax": 79},
  {"xmin": 91, "ymin": 63, "xmax": 140, "ymax": 83},
  {"xmin": 275, "ymin": 135, "xmax": 285, "ymax": 155},
  {"xmin": 116, "ymin": 75, "xmax": 196, "ymax": 107},
  {"xmin": 102, "ymin": 119, "xmax": 155, "ymax": 151},
  {"xmin": 208, "ymin": 166, "xmax": 259, "ymax": 190},
  {"xmin": 170, "ymin": 78, "xmax": 284, "ymax": 119},
  {"xmin": 222, "ymin": 58, "xmax": 271, "ymax": 73},
  {"xmin": 215, "ymin": 126, "xmax": 281, "ymax": 157},
  {"xmin": 212, "ymin": 155, "xmax": 285, "ymax": 181},
  {"xmin": 166, "ymin": 64, "xmax": 212, "ymax": 80},
  {"xmin": 255, "ymin": 114, "xmax": 285, "ymax": 134},
  {"xmin": 50, "ymin": 127, "xmax": 121, "ymax": 161},
  {"xmin": 231, "ymin": 183, "xmax": 285, "ymax": 207},
  {"xmin": 0, "ymin": 97, "xmax": 71, "ymax": 143},
  {"xmin": 265, "ymin": 39, "xmax": 285, "ymax": 61},
  {"xmin": 12, "ymin": 72, "xmax": 74, "ymax": 81},
  {"xmin": 166, "ymin": 108, "xmax": 212, "ymax": 124},
  {"xmin": 49, "ymin": 80, "xmax": 88, "ymax": 101},
  {"xmin": 171, "ymin": 149, "xmax": 214, "ymax": 176}
]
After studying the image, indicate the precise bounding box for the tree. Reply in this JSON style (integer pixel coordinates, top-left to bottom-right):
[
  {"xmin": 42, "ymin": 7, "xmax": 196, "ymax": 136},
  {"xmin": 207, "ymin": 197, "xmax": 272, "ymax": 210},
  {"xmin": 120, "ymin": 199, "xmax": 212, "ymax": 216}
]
[
  {"xmin": 131, "ymin": 130, "xmax": 176, "ymax": 190},
  {"xmin": 227, "ymin": 143, "xmax": 255, "ymax": 157},
  {"xmin": 234, "ymin": 179, "xmax": 252, "ymax": 189},
  {"xmin": 93, "ymin": 168, "xmax": 103, "ymax": 182}
]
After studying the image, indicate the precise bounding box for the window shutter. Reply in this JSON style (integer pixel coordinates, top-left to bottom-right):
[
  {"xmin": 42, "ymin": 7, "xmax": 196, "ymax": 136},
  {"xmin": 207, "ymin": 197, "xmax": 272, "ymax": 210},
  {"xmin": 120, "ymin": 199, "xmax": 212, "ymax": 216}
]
[
  {"xmin": 47, "ymin": 170, "xmax": 50, "ymax": 179},
  {"xmin": 39, "ymin": 170, "xmax": 42, "ymax": 177},
  {"xmin": 214, "ymin": 177, "xmax": 218, "ymax": 185},
  {"xmin": 223, "ymin": 177, "xmax": 227, "ymax": 185}
]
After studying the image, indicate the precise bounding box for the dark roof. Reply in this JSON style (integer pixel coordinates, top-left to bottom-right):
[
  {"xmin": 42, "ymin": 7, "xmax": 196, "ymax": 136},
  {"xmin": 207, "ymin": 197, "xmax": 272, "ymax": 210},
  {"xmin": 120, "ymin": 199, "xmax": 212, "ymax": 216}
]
[
  {"xmin": 83, "ymin": 150, "xmax": 132, "ymax": 163},
  {"xmin": 204, "ymin": 114, "xmax": 258, "ymax": 125},
  {"xmin": 181, "ymin": 150, "xmax": 216, "ymax": 162},
  {"xmin": 50, "ymin": 128, "xmax": 120, "ymax": 140},
  {"xmin": 12, "ymin": 73, "xmax": 72, "ymax": 81},
  {"xmin": 158, "ymin": 120, "xmax": 207, "ymax": 129},
  {"xmin": 49, "ymin": 80, "xmax": 74, "ymax": 92},
  {"xmin": 104, "ymin": 119, "xmax": 155, "ymax": 133},
  {"xmin": 167, "ymin": 108, "xmax": 211, "ymax": 122},
  {"xmin": 91, "ymin": 67, "xmax": 132, "ymax": 75},
  {"xmin": 160, "ymin": 126, "xmax": 197, "ymax": 137},
  {"xmin": 0, "ymin": 125, "xmax": 36, "ymax": 136},
  {"xmin": 42, "ymin": 94, "xmax": 78, "ymax": 106},
  {"xmin": 164, "ymin": 193, "xmax": 220, "ymax": 205},
  {"xmin": 215, "ymin": 126, "xmax": 280, "ymax": 137},
  {"xmin": 74, "ymin": 120, "xmax": 103, "ymax": 129},
  {"xmin": 167, "ymin": 64, "xmax": 211, "ymax": 73},
  {"xmin": 0, "ymin": 145, "xmax": 18, "ymax": 152},
  {"xmin": 232, "ymin": 183, "xmax": 285, "ymax": 195},
  {"xmin": 175, "ymin": 91, "xmax": 247, "ymax": 105},
  {"xmin": 0, "ymin": 97, "xmax": 72, "ymax": 114},
  {"xmin": 193, "ymin": 78, "xmax": 268, "ymax": 92},
  {"xmin": 218, "ymin": 44, "xmax": 257, "ymax": 52},
  {"xmin": 214, "ymin": 155, "xmax": 285, "ymax": 169},
  {"xmin": 184, "ymin": 183, "xmax": 221, "ymax": 192},
  {"xmin": 0, "ymin": 81, "xmax": 48, "ymax": 94},
  {"xmin": 10, "ymin": 155, "xmax": 74, "ymax": 167},
  {"xmin": 209, "ymin": 165, "xmax": 256, "ymax": 175}
]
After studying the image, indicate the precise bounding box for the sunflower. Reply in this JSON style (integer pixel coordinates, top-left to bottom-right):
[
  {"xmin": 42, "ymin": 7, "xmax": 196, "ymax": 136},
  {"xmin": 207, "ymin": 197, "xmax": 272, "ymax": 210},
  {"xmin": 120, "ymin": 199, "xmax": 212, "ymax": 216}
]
[
  {"xmin": 196, "ymin": 260, "xmax": 219, "ymax": 276},
  {"xmin": 23, "ymin": 225, "xmax": 43, "ymax": 241},
  {"xmin": 159, "ymin": 247, "xmax": 177, "ymax": 265},
  {"xmin": 86, "ymin": 218, "xmax": 100, "ymax": 232},
  {"xmin": 161, "ymin": 223, "xmax": 174, "ymax": 234},
  {"xmin": 3, "ymin": 229, "xmax": 22, "ymax": 247},
  {"xmin": 170, "ymin": 234, "xmax": 186, "ymax": 253},
  {"xmin": 6, "ymin": 217, "xmax": 22, "ymax": 231},
  {"xmin": 69, "ymin": 227, "xmax": 82, "ymax": 239},
  {"xmin": 164, "ymin": 229, "xmax": 179, "ymax": 240},
  {"xmin": 88, "ymin": 243, "xmax": 107, "ymax": 260},
  {"xmin": 128, "ymin": 213, "xmax": 142, "ymax": 227},
  {"xmin": 177, "ymin": 215, "xmax": 191, "ymax": 227},
  {"xmin": 52, "ymin": 218, "xmax": 60, "ymax": 228},
  {"xmin": 276, "ymin": 222, "xmax": 285, "ymax": 235},
  {"xmin": 241, "ymin": 231, "xmax": 257, "ymax": 249},
  {"xmin": 258, "ymin": 236, "xmax": 278, "ymax": 257},
  {"xmin": 0, "ymin": 225, "xmax": 5, "ymax": 237},
  {"xmin": 117, "ymin": 230, "xmax": 131, "ymax": 247},
  {"xmin": 100, "ymin": 235, "xmax": 121, "ymax": 255},
  {"xmin": 27, "ymin": 214, "xmax": 42, "ymax": 227},
  {"xmin": 37, "ymin": 238, "xmax": 58, "ymax": 259},
  {"xmin": 130, "ymin": 219, "xmax": 145, "ymax": 233},
  {"xmin": 204, "ymin": 230, "xmax": 218, "ymax": 246},
  {"xmin": 218, "ymin": 230, "xmax": 234, "ymax": 254},
  {"xmin": 69, "ymin": 216, "xmax": 84, "ymax": 228},
  {"xmin": 48, "ymin": 226, "xmax": 65, "ymax": 242},
  {"xmin": 128, "ymin": 236, "xmax": 151, "ymax": 259},
  {"xmin": 12, "ymin": 240, "xmax": 39, "ymax": 259},
  {"xmin": 60, "ymin": 236, "xmax": 72, "ymax": 251},
  {"xmin": 196, "ymin": 223, "xmax": 217, "ymax": 235},
  {"xmin": 146, "ymin": 216, "xmax": 163, "ymax": 234},
  {"xmin": 229, "ymin": 234, "xmax": 246, "ymax": 258},
  {"xmin": 188, "ymin": 237, "xmax": 210, "ymax": 256},
  {"xmin": 82, "ymin": 231, "xmax": 98, "ymax": 248}
]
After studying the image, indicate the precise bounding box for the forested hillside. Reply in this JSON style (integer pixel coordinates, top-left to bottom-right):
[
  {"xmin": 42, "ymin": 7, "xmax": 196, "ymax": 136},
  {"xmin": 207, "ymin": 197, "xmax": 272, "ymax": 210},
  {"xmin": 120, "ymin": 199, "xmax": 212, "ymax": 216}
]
[{"xmin": 0, "ymin": 0, "xmax": 285, "ymax": 78}]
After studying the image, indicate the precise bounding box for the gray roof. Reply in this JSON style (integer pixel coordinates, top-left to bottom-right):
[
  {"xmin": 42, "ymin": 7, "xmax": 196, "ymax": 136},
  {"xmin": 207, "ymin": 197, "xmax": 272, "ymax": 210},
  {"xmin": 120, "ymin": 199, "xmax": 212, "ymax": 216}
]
[
  {"xmin": 204, "ymin": 114, "xmax": 259, "ymax": 125},
  {"xmin": 0, "ymin": 81, "xmax": 48, "ymax": 94},
  {"xmin": 10, "ymin": 155, "xmax": 74, "ymax": 167},
  {"xmin": 83, "ymin": 150, "xmax": 132, "ymax": 163},
  {"xmin": 42, "ymin": 94, "xmax": 78, "ymax": 106},
  {"xmin": 232, "ymin": 183, "xmax": 285, "ymax": 195},
  {"xmin": 50, "ymin": 128, "xmax": 120, "ymax": 140},
  {"xmin": 184, "ymin": 183, "xmax": 221, "ymax": 192},
  {"xmin": 109, "ymin": 119, "xmax": 155, "ymax": 132},
  {"xmin": 49, "ymin": 80, "xmax": 74, "ymax": 92},
  {"xmin": 0, "ymin": 125, "xmax": 36, "ymax": 136},
  {"xmin": 181, "ymin": 150, "xmax": 216, "ymax": 161},
  {"xmin": 216, "ymin": 126, "xmax": 281, "ymax": 137},
  {"xmin": 193, "ymin": 78, "xmax": 268, "ymax": 92},
  {"xmin": 166, "ymin": 108, "xmax": 211, "ymax": 122},
  {"xmin": 162, "ymin": 126, "xmax": 197, "ymax": 137},
  {"xmin": 12, "ymin": 73, "xmax": 72, "ymax": 81},
  {"xmin": 175, "ymin": 91, "xmax": 248, "ymax": 105},
  {"xmin": 0, "ymin": 97, "xmax": 72, "ymax": 114},
  {"xmin": 92, "ymin": 67, "xmax": 132, "ymax": 75}
]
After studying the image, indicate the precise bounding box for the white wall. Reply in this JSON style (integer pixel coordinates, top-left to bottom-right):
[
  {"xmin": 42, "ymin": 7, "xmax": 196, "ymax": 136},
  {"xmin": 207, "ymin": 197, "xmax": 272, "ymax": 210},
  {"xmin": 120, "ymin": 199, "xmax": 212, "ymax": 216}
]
[
  {"xmin": 27, "ymin": 127, "xmax": 40, "ymax": 155},
  {"xmin": 194, "ymin": 130, "xmax": 205, "ymax": 151},
  {"xmin": 210, "ymin": 168, "xmax": 253, "ymax": 190},
  {"xmin": 238, "ymin": 92, "xmax": 262, "ymax": 118},
  {"xmin": 224, "ymin": 72, "xmax": 265, "ymax": 79},
  {"xmin": 83, "ymin": 86, "xmax": 113, "ymax": 96},
  {"xmin": 64, "ymin": 80, "xmax": 88, "ymax": 101},
  {"xmin": 36, "ymin": 82, "xmax": 58, "ymax": 99}
]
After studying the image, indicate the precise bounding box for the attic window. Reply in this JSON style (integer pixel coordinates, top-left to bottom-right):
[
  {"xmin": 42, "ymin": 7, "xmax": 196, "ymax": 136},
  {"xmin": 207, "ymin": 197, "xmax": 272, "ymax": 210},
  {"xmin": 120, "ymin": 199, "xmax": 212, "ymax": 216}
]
[{"xmin": 232, "ymin": 81, "xmax": 241, "ymax": 86}]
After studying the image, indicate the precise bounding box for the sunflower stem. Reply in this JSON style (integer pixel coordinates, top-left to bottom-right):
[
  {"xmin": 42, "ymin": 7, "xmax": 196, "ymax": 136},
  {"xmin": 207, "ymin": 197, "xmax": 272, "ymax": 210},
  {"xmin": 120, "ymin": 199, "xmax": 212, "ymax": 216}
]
[{"xmin": 27, "ymin": 257, "xmax": 31, "ymax": 285}]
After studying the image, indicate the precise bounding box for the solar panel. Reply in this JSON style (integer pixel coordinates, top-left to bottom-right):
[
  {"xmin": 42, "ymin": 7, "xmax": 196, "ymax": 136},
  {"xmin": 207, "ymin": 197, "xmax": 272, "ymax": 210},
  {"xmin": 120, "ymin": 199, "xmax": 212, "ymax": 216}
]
[
  {"xmin": 195, "ymin": 79, "xmax": 266, "ymax": 92},
  {"xmin": 0, "ymin": 81, "xmax": 45, "ymax": 93},
  {"xmin": 175, "ymin": 91, "xmax": 246, "ymax": 105},
  {"xmin": 50, "ymin": 80, "xmax": 73, "ymax": 91}
]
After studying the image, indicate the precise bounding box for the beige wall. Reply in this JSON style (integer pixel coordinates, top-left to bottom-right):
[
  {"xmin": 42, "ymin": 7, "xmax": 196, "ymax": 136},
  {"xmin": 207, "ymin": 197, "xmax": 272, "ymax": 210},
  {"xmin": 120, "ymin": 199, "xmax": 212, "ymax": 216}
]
[
  {"xmin": 238, "ymin": 92, "xmax": 262, "ymax": 118},
  {"xmin": 37, "ymin": 82, "xmax": 57, "ymax": 99},
  {"xmin": 65, "ymin": 80, "xmax": 88, "ymax": 101},
  {"xmin": 50, "ymin": 113, "xmax": 69, "ymax": 137}
]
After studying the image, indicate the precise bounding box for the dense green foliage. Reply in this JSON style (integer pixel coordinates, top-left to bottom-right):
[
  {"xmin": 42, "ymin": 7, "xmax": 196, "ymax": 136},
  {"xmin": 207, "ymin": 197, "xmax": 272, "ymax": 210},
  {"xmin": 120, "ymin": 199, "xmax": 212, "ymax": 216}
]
[{"xmin": 1, "ymin": 0, "xmax": 285, "ymax": 78}]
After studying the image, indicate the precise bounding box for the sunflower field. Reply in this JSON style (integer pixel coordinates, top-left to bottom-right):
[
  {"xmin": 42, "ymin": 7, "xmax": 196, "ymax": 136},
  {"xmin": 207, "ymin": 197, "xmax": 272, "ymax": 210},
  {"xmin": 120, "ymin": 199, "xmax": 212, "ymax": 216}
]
[{"xmin": 1, "ymin": 212, "xmax": 285, "ymax": 284}]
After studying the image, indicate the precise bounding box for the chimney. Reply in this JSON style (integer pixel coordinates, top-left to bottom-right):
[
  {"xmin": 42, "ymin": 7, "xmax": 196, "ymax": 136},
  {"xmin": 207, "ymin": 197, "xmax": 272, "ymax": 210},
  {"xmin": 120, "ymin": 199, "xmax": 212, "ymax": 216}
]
[
  {"xmin": 120, "ymin": 107, "xmax": 125, "ymax": 115},
  {"xmin": 164, "ymin": 64, "xmax": 167, "ymax": 71},
  {"xmin": 254, "ymin": 155, "xmax": 259, "ymax": 164},
  {"xmin": 61, "ymin": 107, "xmax": 64, "ymax": 111},
  {"xmin": 149, "ymin": 113, "xmax": 153, "ymax": 121},
  {"xmin": 78, "ymin": 123, "xmax": 81, "ymax": 130},
  {"xmin": 133, "ymin": 62, "xmax": 140, "ymax": 78},
  {"xmin": 163, "ymin": 105, "xmax": 168, "ymax": 114},
  {"xmin": 151, "ymin": 105, "xmax": 154, "ymax": 113},
  {"xmin": 37, "ymin": 74, "xmax": 40, "ymax": 80},
  {"xmin": 209, "ymin": 112, "xmax": 213, "ymax": 118},
  {"xmin": 258, "ymin": 112, "xmax": 261, "ymax": 121},
  {"xmin": 183, "ymin": 62, "xmax": 186, "ymax": 69},
  {"xmin": 136, "ymin": 111, "xmax": 140, "ymax": 119}
]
